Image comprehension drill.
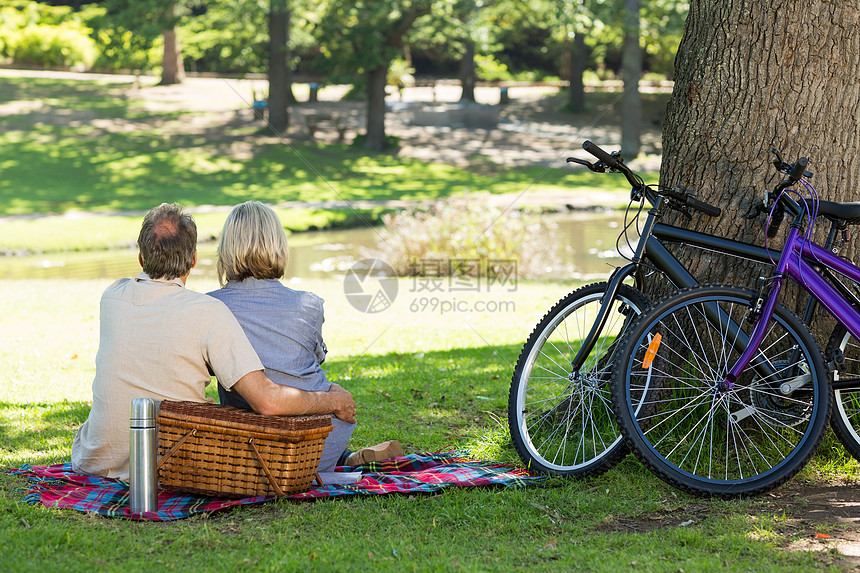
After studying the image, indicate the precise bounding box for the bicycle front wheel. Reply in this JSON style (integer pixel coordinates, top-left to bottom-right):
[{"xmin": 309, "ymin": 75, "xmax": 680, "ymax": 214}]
[
  {"xmin": 612, "ymin": 285, "xmax": 830, "ymax": 497},
  {"xmin": 509, "ymin": 282, "xmax": 649, "ymax": 477}
]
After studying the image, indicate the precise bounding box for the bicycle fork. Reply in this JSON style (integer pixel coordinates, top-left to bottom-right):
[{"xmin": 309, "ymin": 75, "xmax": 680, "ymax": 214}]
[
  {"xmin": 724, "ymin": 227, "xmax": 807, "ymax": 393},
  {"xmin": 568, "ymin": 263, "xmax": 640, "ymax": 375}
]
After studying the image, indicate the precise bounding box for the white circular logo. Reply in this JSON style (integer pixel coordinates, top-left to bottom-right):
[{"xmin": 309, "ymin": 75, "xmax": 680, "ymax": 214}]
[{"xmin": 343, "ymin": 258, "xmax": 398, "ymax": 313}]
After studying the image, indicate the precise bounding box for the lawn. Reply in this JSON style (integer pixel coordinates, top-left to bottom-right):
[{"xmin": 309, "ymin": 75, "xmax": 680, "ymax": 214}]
[
  {"xmin": 1, "ymin": 73, "xmax": 858, "ymax": 571},
  {"xmin": 1, "ymin": 277, "xmax": 857, "ymax": 572}
]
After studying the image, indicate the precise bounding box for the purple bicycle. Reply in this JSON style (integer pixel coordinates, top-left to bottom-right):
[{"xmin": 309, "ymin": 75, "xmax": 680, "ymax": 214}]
[{"xmin": 611, "ymin": 153, "xmax": 860, "ymax": 497}]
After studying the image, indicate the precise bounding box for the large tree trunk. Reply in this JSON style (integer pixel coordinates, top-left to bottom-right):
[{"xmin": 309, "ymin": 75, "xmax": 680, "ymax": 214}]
[
  {"xmin": 658, "ymin": 0, "xmax": 860, "ymax": 336},
  {"xmin": 365, "ymin": 65, "xmax": 388, "ymax": 151},
  {"xmin": 621, "ymin": 0, "xmax": 641, "ymax": 157},
  {"xmin": 459, "ymin": 39, "xmax": 476, "ymax": 102},
  {"xmin": 268, "ymin": 0, "xmax": 290, "ymax": 133}
]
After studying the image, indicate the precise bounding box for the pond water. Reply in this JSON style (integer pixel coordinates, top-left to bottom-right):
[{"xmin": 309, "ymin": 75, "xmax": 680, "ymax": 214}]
[{"xmin": 0, "ymin": 212, "xmax": 632, "ymax": 281}]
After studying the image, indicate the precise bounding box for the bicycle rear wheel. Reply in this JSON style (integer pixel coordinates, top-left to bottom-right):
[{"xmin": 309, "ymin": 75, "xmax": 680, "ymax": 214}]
[
  {"xmin": 612, "ymin": 285, "xmax": 830, "ymax": 497},
  {"xmin": 509, "ymin": 282, "xmax": 649, "ymax": 477},
  {"xmin": 826, "ymin": 326, "xmax": 860, "ymax": 461}
]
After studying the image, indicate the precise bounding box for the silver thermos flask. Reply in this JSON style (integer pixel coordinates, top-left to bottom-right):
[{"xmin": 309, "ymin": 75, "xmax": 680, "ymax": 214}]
[{"xmin": 129, "ymin": 397, "xmax": 158, "ymax": 514}]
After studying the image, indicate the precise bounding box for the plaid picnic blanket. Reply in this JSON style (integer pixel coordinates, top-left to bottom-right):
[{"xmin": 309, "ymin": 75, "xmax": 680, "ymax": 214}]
[{"xmin": 6, "ymin": 451, "xmax": 546, "ymax": 522}]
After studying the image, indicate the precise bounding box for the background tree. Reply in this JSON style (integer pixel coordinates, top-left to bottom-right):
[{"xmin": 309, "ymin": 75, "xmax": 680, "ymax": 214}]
[
  {"xmin": 658, "ymin": 0, "xmax": 860, "ymax": 336},
  {"xmin": 408, "ymin": 0, "xmax": 502, "ymax": 100},
  {"xmin": 180, "ymin": 0, "xmax": 268, "ymax": 74},
  {"xmin": 449, "ymin": 0, "xmax": 504, "ymax": 102},
  {"xmin": 456, "ymin": 0, "xmax": 478, "ymax": 102},
  {"xmin": 161, "ymin": 1, "xmax": 185, "ymax": 84},
  {"xmin": 267, "ymin": 0, "xmax": 290, "ymax": 132},
  {"xmin": 102, "ymin": 0, "xmax": 186, "ymax": 84},
  {"xmin": 553, "ymin": 0, "xmax": 599, "ymax": 113},
  {"xmin": 314, "ymin": 0, "xmax": 434, "ymax": 151},
  {"xmin": 621, "ymin": 0, "xmax": 640, "ymax": 156},
  {"xmin": 641, "ymin": 0, "xmax": 688, "ymax": 80}
]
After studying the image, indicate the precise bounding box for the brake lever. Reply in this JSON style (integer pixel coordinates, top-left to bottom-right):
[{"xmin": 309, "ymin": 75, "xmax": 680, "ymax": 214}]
[
  {"xmin": 771, "ymin": 149, "xmax": 814, "ymax": 178},
  {"xmin": 668, "ymin": 199, "xmax": 692, "ymax": 220},
  {"xmin": 744, "ymin": 200, "xmax": 766, "ymax": 219},
  {"xmin": 744, "ymin": 189, "xmax": 772, "ymax": 220},
  {"xmin": 771, "ymin": 147, "xmax": 784, "ymax": 170},
  {"xmin": 566, "ymin": 157, "xmax": 607, "ymax": 173}
]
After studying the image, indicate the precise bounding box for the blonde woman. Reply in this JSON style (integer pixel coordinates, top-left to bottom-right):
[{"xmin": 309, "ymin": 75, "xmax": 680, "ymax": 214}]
[{"xmin": 208, "ymin": 201, "xmax": 401, "ymax": 471}]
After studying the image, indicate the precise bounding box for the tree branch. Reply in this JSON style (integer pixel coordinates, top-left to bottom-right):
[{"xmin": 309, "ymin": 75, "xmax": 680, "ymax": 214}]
[{"xmin": 385, "ymin": 4, "xmax": 432, "ymax": 48}]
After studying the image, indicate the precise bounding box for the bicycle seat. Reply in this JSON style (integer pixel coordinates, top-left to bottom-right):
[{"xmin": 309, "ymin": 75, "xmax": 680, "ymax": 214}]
[{"xmin": 817, "ymin": 200, "xmax": 860, "ymax": 225}]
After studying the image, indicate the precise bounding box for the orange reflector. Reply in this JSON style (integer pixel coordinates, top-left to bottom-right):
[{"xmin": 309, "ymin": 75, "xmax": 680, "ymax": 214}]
[{"xmin": 642, "ymin": 333, "xmax": 662, "ymax": 369}]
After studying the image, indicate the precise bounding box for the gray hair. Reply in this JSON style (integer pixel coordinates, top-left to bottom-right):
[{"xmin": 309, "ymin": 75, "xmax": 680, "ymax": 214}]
[
  {"xmin": 137, "ymin": 203, "xmax": 197, "ymax": 280},
  {"xmin": 216, "ymin": 201, "xmax": 289, "ymax": 287}
]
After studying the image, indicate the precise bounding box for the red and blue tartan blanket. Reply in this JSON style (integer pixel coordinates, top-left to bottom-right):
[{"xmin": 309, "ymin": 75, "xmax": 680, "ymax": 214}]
[{"xmin": 6, "ymin": 451, "xmax": 546, "ymax": 522}]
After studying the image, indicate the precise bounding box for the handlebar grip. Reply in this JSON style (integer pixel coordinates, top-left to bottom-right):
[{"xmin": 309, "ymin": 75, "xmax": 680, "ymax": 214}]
[
  {"xmin": 582, "ymin": 140, "xmax": 620, "ymax": 170},
  {"xmin": 789, "ymin": 157, "xmax": 808, "ymax": 182},
  {"xmin": 685, "ymin": 196, "xmax": 721, "ymax": 217}
]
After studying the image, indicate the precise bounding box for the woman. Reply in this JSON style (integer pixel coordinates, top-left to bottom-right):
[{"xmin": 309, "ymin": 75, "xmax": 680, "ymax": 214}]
[{"xmin": 208, "ymin": 201, "xmax": 401, "ymax": 471}]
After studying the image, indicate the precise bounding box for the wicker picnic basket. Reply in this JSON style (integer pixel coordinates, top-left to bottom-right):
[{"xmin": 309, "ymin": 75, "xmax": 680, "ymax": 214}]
[{"xmin": 156, "ymin": 400, "xmax": 333, "ymax": 498}]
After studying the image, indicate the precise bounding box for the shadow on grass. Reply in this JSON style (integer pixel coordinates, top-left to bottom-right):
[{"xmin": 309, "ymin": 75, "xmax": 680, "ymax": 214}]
[{"xmin": 0, "ymin": 76, "xmax": 629, "ymax": 216}]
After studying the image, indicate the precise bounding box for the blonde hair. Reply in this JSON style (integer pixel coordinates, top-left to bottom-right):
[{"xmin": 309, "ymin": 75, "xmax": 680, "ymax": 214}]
[{"xmin": 216, "ymin": 201, "xmax": 290, "ymax": 287}]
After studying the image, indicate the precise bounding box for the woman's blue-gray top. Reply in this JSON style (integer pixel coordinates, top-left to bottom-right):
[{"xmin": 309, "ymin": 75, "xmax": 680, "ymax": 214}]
[{"xmin": 208, "ymin": 278, "xmax": 329, "ymax": 408}]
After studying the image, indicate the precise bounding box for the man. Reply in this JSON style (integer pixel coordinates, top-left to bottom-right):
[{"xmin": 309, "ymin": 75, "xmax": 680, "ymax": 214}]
[{"xmin": 71, "ymin": 203, "xmax": 356, "ymax": 480}]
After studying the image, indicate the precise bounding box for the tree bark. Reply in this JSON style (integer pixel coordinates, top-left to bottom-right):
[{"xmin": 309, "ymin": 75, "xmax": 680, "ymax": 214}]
[
  {"xmin": 459, "ymin": 39, "xmax": 476, "ymax": 102},
  {"xmin": 658, "ymin": 0, "xmax": 860, "ymax": 336},
  {"xmin": 268, "ymin": 0, "xmax": 290, "ymax": 133},
  {"xmin": 365, "ymin": 65, "xmax": 388, "ymax": 150},
  {"xmin": 621, "ymin": 0, "xmax": 641, "ymax": 157}
]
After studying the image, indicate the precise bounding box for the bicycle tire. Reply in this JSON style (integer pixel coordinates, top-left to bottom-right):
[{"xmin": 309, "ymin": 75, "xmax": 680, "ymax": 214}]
[
  {"xmin": 825, "ymin": 325, "xmax": 860, "ymax": 461},
  {"xmin": 612, "ymin": 284, "xmax": 830, "ymax": 497},
  {"xmin": 509, "ymin": 282, "xmax": 650, "ymax": 477}
]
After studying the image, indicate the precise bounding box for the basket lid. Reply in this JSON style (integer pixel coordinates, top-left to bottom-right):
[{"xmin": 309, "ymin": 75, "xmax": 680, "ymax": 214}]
[{"xmin": 157, "ymin": 400, "xmax": 333, "ymax": 435}]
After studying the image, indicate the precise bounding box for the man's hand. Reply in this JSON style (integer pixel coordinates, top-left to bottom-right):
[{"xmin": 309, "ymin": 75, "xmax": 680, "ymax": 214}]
[
  {"xmin": 329, "ymin": 390, "xmax": 357, "ymax": 423},
  {"xmin": 328, "ymin": 382, "xmax": 352, "ymax": 397}
]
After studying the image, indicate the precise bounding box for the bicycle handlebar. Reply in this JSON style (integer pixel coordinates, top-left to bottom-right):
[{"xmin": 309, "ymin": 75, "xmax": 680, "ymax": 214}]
[
  {"xmin": 679, "ymin": 193, "xmax": 722, "ymax": 217},
  {"xmin": 663, "ymin": 186, "xmax": 722, "ymax": 218},
  {"xmin": 789, "ymin": 157, "xmax": 808, "ymax": 183},
  {"xmin": 576, "ymin": 140, "xmax": 721, "ymax": 218},
  {"xmin": 582, "ymin": 140, "xmax": 620, "ymax": 170},
  {"xmin": 582, "ymin": 140, "xmax": 645, "ymax": 192},
  {"xmin": 766, "ymin": 155, "xmax": 810, "ymax": 237}
]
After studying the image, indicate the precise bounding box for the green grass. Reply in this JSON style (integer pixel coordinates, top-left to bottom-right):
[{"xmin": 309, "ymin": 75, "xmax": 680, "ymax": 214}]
[{"xmin": 1, "ymin": 277, "xmax": 857, "ymax": 572}]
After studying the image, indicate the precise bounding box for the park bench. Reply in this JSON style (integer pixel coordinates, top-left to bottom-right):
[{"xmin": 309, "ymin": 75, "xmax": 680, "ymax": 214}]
[{"xmin": 305, "ymin": 112, "xmax": 348, "ymax": 142}]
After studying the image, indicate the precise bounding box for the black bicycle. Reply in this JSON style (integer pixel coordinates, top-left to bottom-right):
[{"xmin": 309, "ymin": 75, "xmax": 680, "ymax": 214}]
[{"xmin": 508, "ymin": 141, "xmax": 851, "ymax": 478}]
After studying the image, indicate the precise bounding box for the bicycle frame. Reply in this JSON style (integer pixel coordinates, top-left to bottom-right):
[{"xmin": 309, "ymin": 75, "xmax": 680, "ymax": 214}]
[
  {"xmin": 728, "ymin": 222, "xmax": 860, "ymax": 387},
  {"xmin": 567, "ymin": 194, "xmax": 841, "ymax": 373}
]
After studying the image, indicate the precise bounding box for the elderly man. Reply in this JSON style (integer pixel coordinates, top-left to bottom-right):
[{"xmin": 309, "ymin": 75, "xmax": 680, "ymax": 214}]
[{"xmin": 71, "ymin": 203, "xmax": 356, "ymax": 479}]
